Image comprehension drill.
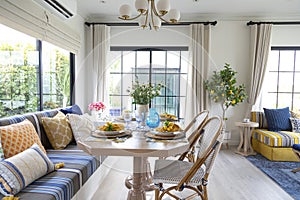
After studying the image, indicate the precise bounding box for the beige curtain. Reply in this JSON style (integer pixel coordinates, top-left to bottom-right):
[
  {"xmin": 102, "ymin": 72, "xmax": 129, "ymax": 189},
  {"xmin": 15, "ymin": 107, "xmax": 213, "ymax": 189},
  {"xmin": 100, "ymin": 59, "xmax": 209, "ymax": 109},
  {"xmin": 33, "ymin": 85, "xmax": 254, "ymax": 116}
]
[
  {"xmin": 185, "ymin": 24, "xmax": 211, "ymax": 124},
  {"xmin": 86, "ymin": 25, "xmax": 110, "ymax": 105},
  {"xmin": 246, "ymin": 24, "xmax": 272, "ymax": 117}
]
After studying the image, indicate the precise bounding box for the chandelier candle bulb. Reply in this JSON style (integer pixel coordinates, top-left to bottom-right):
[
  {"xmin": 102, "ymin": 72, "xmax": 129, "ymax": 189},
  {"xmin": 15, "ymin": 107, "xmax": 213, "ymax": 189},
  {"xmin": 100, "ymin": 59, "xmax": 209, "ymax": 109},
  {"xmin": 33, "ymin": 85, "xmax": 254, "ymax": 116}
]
[{"xmin": 119, "ymin": 4, "xmax": 131, "ymax": 19}]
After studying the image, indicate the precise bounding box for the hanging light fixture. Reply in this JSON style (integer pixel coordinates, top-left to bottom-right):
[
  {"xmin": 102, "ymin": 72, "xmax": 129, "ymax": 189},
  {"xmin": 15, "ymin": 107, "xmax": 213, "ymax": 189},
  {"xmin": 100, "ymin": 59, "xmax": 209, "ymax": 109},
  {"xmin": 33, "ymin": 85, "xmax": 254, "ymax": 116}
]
[{"xmin": 118, "ymin": 0, "xmax": 180, "ymax": 30}]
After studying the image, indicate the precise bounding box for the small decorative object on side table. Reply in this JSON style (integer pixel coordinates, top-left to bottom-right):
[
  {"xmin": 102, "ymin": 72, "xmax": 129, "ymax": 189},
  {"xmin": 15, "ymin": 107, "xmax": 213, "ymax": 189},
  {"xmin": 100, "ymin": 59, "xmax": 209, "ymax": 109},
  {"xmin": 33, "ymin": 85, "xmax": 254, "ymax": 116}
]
[{"xmin": 235, "ymin": 121, "xmax": 259, "ymax": 156}]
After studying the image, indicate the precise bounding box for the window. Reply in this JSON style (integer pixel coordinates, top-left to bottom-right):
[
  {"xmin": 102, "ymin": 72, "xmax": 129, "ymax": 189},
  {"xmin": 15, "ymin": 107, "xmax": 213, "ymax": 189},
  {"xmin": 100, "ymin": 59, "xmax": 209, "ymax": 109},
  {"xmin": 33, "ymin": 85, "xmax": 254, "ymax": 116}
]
[
  {"xmin": 109, "ymin": 47, "xmax": 188, "ymax": 119},
  {"xmin": 258, "ymin": 47, "xmax": 300, "ymax": 110},
  {"xmin": 0, "ymin": 24, "xmax": 74, "ymax": 117}
]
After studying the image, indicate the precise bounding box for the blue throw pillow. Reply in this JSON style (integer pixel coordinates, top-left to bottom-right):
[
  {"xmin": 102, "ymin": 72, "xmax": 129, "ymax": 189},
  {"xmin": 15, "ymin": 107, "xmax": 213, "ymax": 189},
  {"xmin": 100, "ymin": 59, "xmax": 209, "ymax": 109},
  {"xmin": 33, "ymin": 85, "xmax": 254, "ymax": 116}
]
[
  {"xmin": 60, "ymin": 104, "xmax": 83, "ymax": 115},
  {"xmin": 263, "ymin": 107, "xmax": 292, "ymax": 131}
]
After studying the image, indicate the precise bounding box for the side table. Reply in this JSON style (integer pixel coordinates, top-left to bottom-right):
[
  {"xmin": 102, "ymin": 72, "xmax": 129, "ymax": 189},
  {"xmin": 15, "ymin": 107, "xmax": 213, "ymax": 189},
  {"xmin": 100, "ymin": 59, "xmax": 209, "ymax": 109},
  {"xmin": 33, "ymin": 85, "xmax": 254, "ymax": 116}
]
[{"xmin": 235, "ymin": 121, "xmax": 259, "ymax": 156}]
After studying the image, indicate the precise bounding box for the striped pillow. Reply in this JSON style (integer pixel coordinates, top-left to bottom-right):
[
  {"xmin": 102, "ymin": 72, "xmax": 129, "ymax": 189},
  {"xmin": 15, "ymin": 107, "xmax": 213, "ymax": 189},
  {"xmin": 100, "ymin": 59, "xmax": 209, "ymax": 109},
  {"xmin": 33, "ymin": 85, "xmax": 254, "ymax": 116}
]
[
  {"xmin": 251, "ymin": 111, "xmax": 268, "ymax": 129},
  {"xmin": 264, "ymin": 107, "xmax": 292, "ymax": 131},
  {"xmin": 0, "ymin": 143, "xmax": 54, "ymax": 196}
]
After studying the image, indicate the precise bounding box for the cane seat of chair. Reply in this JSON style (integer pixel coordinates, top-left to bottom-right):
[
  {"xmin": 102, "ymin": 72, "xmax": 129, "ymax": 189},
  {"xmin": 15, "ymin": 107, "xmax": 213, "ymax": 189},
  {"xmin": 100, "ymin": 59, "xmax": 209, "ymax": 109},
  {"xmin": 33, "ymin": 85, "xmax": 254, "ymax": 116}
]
[
  {"xmin": 292, "ymin": 144, "xmax": 300, "ymax": 173},
  {"xmin": 153, "ymin": 116, "xmax": 223, "ymax": 200},
  {"xmin": 178, "ymin": 110, "xmax": 209, "ymax": 162}
]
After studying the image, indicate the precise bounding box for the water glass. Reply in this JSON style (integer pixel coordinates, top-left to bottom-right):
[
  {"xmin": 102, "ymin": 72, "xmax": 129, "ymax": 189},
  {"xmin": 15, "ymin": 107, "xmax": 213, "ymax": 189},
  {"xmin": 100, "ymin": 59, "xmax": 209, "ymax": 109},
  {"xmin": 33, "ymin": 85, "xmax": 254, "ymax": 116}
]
[
  {"xmin": 135, "ymin": 110, "xmax": 145, "ymax": 130},
  {"xmin": 123, "ymin": 110, "xmax": 132, "ymax": 129}
]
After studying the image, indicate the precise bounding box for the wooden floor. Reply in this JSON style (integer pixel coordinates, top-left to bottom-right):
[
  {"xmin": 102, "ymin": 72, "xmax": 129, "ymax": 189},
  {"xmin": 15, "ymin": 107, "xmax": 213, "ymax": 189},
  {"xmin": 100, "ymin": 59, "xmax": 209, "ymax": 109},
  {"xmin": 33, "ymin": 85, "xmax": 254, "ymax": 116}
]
[{"xmin": 72, "ymin": 146, "xmax": 294, "ymax": 200}]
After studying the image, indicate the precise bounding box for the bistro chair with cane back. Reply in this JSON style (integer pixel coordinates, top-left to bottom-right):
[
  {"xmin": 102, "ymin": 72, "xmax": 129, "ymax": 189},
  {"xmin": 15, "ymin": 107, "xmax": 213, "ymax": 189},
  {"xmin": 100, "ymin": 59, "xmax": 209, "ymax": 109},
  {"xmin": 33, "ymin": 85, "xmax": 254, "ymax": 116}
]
[
  {"xmin": 178, "ymin": 110, "xmax": 209, "ymax": 162},
  {"xmin": 152, "ymin": 115, "xmax": 223, "ymax": 200}
]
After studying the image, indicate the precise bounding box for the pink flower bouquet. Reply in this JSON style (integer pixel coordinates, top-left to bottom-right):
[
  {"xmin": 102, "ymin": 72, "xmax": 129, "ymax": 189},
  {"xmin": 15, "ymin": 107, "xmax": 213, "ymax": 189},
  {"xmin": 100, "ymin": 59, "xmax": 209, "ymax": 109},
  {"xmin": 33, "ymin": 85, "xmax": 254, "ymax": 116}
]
[{"xmin": 88, "ymin": 101, "xmax": 106, "ymax": 111}]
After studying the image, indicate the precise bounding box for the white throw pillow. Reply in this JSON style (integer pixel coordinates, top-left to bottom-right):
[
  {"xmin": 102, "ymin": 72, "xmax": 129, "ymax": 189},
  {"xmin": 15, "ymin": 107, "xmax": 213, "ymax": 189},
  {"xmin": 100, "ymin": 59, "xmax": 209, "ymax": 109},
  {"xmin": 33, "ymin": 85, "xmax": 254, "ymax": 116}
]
[
  {"xmin": 67, "ymin": 113, "xmax": 94, "ymax": 141},
  {"xmin": 0, "ymin": 143, "xmax": 54, "ymax": 196}
]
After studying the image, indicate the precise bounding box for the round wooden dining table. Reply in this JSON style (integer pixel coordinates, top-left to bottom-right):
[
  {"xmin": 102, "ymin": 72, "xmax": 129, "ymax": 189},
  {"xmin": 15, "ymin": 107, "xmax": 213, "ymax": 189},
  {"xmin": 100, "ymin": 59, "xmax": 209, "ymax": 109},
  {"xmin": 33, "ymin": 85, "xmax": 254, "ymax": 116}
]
[{"xmin": 77, "ymin": 131, "xmax": 189, "ymax": 200}]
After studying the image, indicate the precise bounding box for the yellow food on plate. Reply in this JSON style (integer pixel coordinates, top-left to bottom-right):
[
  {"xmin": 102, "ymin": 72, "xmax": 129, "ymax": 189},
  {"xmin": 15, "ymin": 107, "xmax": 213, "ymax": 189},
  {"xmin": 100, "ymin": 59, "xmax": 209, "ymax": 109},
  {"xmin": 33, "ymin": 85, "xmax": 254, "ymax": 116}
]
[
  {"xmin": 156, "ymin": 121, "xmax": 181, "ymax": 132},
  {"xmin": 97, "ymin": 122, "xmax": 124, "ymax": 131},
  {"xmin": 160, "ymin": 113, "xmax": 177, "ymax": 120}
]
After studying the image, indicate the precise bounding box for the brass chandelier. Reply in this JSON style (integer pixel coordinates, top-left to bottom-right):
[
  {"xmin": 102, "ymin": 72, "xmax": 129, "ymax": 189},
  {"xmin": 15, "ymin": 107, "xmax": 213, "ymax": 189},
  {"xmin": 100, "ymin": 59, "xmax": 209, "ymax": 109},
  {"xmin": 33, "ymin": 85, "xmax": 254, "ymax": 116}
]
[{"xmin": 118, "ymin": 0, "xmax": 180, "ymax": 30}]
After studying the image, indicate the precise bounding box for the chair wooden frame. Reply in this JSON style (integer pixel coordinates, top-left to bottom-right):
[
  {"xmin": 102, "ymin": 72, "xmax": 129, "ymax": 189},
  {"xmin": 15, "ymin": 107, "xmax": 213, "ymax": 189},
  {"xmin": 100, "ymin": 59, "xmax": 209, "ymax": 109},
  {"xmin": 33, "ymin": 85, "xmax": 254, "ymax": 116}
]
[
  {"xmin": 178, "ymin": 110, "xmax": 209, "ymax": 162},
  {"xmin": 153, "ymin": 116, "xmax": 223, "ymax": 200}
]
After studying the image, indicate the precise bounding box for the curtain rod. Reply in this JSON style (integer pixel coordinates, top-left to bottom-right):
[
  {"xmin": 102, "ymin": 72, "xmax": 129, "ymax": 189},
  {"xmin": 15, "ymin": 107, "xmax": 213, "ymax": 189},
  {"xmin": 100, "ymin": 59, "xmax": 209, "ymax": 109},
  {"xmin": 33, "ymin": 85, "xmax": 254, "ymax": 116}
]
[
  {"xmin": 247, "ymin": 21, "xmax": 300, "ymax": 26},
  {"xmin": 85, "ymin": 21, "xmax": 217, "ymax": 27}
]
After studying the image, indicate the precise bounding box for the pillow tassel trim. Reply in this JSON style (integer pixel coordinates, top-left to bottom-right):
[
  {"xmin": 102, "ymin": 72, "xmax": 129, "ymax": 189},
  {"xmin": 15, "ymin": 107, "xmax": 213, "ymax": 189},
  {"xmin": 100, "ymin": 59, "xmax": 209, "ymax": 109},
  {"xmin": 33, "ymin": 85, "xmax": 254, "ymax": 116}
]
[{"xmin": 55, "ymin": 162, "xmax": 64, "ymax": 170}]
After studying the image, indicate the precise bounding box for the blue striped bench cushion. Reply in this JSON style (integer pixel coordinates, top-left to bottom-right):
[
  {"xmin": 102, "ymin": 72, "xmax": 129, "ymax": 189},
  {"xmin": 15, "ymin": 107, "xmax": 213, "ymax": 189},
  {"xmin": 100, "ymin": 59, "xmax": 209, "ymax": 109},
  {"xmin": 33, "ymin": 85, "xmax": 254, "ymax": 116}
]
[
  {"xmin": 0, "ymin": 150, "xmax": 99, "ymax": 200},
  {"xmin": 252, "ymin": 129, "xmax": 300, "ymax": 147}
]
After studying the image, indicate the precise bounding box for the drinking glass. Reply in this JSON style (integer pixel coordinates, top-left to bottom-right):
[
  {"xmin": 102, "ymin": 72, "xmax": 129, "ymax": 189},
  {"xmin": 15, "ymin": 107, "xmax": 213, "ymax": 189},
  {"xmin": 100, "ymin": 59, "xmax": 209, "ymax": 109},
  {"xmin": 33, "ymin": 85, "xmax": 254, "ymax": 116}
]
[{"xmin": 122, "ymin": 110, "xmax": 132, "ymax": 129}]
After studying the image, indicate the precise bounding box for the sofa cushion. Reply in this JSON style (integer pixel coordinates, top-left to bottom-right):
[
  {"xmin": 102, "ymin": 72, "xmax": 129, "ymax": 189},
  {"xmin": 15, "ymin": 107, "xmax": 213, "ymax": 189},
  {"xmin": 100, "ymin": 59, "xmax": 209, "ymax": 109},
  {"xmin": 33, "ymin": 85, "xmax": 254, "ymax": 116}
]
[
  {"xmin": 34, "ymin": 110, "xmax": 59, "ymax": 149},
  {"xmin": 60, "ymin": 104, "xmax": 83, "ymax": 115},
  {"xmin": 290, "ymin": 118, "xmax": 300, "ymax": 133},
  {"xmin": 0, "ymin": 119, "xmax": 46, "ymax": 158},
  {"xmin": 0, "ymin": 143, "xmax": 54, "ymax": 196},
  {"xmin": 42, "ymin": 111, "xmax": 73, "ymax": 150},
  {"xmin": 0, "ymin": 149, "xmax": 100, "ymax": 200},
  {"xmin": 68, "ymin": 114, "xmax": 94, "ymax": 141},
  {"xmin": 251, "ymin": 111, "xmax": 268, "ymax": 129},
  {"xmin": 264, "ymin": 107, "xmax": 292, "ymax": 131}
]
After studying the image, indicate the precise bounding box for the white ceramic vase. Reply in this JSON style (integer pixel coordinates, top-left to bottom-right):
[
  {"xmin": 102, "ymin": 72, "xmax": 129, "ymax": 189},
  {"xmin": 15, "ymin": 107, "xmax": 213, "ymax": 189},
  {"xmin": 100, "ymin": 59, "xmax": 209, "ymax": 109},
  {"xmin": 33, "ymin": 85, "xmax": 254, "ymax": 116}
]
[{"xmin": 136, "ymin": 104, "xmax": 149, "ymax": 127}]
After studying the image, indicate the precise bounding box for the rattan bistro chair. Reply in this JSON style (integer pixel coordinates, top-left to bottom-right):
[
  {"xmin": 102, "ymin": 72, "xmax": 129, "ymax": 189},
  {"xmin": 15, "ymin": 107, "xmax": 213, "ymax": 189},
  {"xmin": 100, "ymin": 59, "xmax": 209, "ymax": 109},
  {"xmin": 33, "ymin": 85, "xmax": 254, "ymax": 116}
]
[
  {"xmin": 153, "ymin": 116, "xmax": 223, "ymax": 200},
  {"xmin": 178, "ymin": 110, "xmax": 209, "ymax": 162}
]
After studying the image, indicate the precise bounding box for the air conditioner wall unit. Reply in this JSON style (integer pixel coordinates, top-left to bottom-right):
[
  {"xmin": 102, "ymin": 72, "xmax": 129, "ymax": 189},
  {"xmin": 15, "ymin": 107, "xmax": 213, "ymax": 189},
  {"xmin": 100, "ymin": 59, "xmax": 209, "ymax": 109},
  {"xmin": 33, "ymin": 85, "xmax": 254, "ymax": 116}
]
[{"xmin": 34, "ymin": 0, "xmax": 77, "ymax": 20}]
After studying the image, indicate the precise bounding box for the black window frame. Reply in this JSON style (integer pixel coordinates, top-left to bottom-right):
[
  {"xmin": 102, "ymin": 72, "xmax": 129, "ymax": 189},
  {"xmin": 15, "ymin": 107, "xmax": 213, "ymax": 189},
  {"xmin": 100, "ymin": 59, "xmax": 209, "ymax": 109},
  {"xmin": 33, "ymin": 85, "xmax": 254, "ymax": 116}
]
[{"xmin": 109, "ymin": 46, "xmax": 188, "ymax": 119}]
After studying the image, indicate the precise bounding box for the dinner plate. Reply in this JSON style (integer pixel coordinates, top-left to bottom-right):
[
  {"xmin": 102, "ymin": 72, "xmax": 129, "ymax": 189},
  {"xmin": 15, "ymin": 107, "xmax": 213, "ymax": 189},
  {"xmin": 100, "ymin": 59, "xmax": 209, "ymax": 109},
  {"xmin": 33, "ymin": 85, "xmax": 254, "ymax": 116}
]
[
  {"xmin": 145, "ymin": 131, "xmax": 185, "ymax": 140},
  {"xmin": 91, "ymin": 130, "xmax": 131, "ymax": 138},
  {"xmin": 150, "ymin": 130, "xmax": 182, "ymax": 137}
]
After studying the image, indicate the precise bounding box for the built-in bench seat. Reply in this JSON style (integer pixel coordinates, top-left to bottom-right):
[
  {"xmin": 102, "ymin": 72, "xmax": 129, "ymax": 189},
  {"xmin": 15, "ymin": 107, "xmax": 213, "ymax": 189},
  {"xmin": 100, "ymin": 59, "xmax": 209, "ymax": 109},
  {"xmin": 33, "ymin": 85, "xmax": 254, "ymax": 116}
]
[{"xmin": 0, "ymin": 105, "xmax": 100, "ymax": 200}]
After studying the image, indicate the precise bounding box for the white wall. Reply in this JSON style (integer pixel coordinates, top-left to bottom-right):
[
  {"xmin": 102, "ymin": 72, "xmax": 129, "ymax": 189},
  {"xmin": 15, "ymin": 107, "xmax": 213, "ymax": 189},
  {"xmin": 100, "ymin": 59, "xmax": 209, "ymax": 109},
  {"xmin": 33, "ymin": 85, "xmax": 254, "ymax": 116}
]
[{"xmin": 77, "ymin": 21, "xmax": 300, "ymax": 145}]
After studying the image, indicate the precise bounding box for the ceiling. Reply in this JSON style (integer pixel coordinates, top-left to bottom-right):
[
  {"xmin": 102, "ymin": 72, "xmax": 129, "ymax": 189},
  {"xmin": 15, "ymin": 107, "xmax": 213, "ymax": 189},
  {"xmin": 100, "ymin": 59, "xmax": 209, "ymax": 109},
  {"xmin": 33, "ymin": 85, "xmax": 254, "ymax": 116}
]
[{"xmin": 77, "ymin": 0, "xmax": 300, "ymax": 22}]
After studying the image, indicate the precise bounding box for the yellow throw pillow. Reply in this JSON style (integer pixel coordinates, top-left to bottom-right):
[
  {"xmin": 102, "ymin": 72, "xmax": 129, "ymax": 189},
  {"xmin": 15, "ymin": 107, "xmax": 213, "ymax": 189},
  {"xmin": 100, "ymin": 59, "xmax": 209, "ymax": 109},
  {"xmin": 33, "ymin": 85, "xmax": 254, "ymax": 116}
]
[
  {"xmin": 0, "ymin": 119, "xmax": 46, "ymax": 158},
  {"xmin": 42, "ymin": 111, "xmax": 73, "ymax": 150},
  {"xmin": 291, "ymin": 110, "xmax": 300, "ymax": 119}
]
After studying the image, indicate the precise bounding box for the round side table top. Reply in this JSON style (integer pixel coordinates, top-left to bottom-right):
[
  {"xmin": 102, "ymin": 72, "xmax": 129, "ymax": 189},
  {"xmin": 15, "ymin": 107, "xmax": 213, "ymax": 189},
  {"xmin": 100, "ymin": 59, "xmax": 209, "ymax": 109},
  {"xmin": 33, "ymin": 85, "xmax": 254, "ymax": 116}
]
[{"xmin": 235, "ymin": 121, "xmax": 259, "ymax": 127}]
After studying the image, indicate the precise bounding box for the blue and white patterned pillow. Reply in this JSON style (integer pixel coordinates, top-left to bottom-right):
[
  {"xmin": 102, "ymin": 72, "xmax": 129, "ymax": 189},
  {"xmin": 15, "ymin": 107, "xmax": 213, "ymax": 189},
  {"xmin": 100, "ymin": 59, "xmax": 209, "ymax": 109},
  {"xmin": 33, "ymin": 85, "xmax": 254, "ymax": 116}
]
[
  {"xmin": 0, "ymin": 143, "xmax": 54, "ymax": 196},
  {"xmin": 290, "ymin": 118, "xmax": 300, "ymax": 133}
]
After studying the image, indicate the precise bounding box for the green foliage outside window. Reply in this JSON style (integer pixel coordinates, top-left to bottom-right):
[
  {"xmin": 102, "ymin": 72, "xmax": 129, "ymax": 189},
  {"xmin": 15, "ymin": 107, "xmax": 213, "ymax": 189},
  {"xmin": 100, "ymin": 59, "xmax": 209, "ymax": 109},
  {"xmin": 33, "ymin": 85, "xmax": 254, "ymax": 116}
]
[
  {"xmin": 0, "ymin": 43, "xmax": 70, "ymax": 117},
  {"xmin": 204, "ymin": 63, "xmax": 247, "ymax": 120}
]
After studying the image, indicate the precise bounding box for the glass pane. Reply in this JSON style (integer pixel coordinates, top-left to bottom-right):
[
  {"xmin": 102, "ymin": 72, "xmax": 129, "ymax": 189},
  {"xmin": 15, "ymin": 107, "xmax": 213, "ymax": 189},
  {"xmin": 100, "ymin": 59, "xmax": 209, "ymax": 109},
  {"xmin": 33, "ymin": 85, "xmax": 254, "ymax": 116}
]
[
  {"xmin": 165, "ymin": 74, "xmax": 179, "ymax": 96},
  {"xmin": 277, "ymin": 93, "xmax": 292, "ymax": 108},
  {"xmin": 264, "ymin": 72, "xmax": 278, "ymax": 92},
  {"xmin": 167, "ymin": 51, "xmax": 180, "ymax": 70},
  {"xmin": 279, "ymin": 51, "xmax": 295, "ymax": 71},
  {"xmin": 293, "ymin": 94, "xmax": 300, "ymax": 111},
  {"xmin": 278, "ymin": 72, "xmax": 293, "ymax": 92},
  {"xmin": 0, "ymin": 24, "xmax": 39, "ymax": 117},
  {"xmin": 152, "ymin": 51, "xmax": 165, "ymax": 68},
  {"xmin": 137, "ymin": 51, "xmax": 150, "ymax": 69},
  {"xmin": 295, "ymin": 51, "xmax": 300, "ymax": 71},
  {"xmin": 109, "ymin": 51, "xmax": 121, "ymax": 73},
  {"xmin": 262, "ymin": 93, "xmax": 277, "ymax": 108},
  {"xmin": 122, "ymin": 73, "xmax": 133, "ymax": 96},
  {"xmin": 180, "ymin": 74, "xmax": 188, "ymax": 96},
  {"xmin": 294, "ymin": 72, "xmax": 300, "ymax": 92},
  {"xmin": 267, "ymin": 50, "xmax": 279, "ymax": 71},
  {"xmin": 123, "ymin": 51, "xmax": 135, "ymax": 71},
  {"xmin": 109, "ymin": 74, "xmax": 121, "ymax": 95},
  {"xmin": 42, "ymin": 42, "xmax": 70, "ymax": 109},
  {"xmin": 181, "ymin": 51, "xmax": 189, "ymax": 73}
]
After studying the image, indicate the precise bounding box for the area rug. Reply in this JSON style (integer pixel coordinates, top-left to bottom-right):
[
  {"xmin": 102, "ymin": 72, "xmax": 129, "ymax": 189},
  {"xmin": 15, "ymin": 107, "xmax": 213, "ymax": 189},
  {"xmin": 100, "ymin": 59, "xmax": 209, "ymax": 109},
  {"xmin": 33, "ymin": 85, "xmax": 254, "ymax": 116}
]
[{"xmin": 247, "ymin": 154, "xmax": 300, "ymax": 200}]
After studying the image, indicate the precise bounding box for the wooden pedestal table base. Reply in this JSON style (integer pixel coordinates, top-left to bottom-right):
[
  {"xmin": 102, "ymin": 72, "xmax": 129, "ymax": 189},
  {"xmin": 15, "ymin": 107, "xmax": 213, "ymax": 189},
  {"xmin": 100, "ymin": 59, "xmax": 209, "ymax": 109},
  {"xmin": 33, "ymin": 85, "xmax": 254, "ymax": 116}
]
[
  {"xmin": 125, "ymin": 157, "xmax": 153, "ymax": 192},
  {"xmin": 235, "ymin": 121, "xmax": 259, "ymax": 156}
]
